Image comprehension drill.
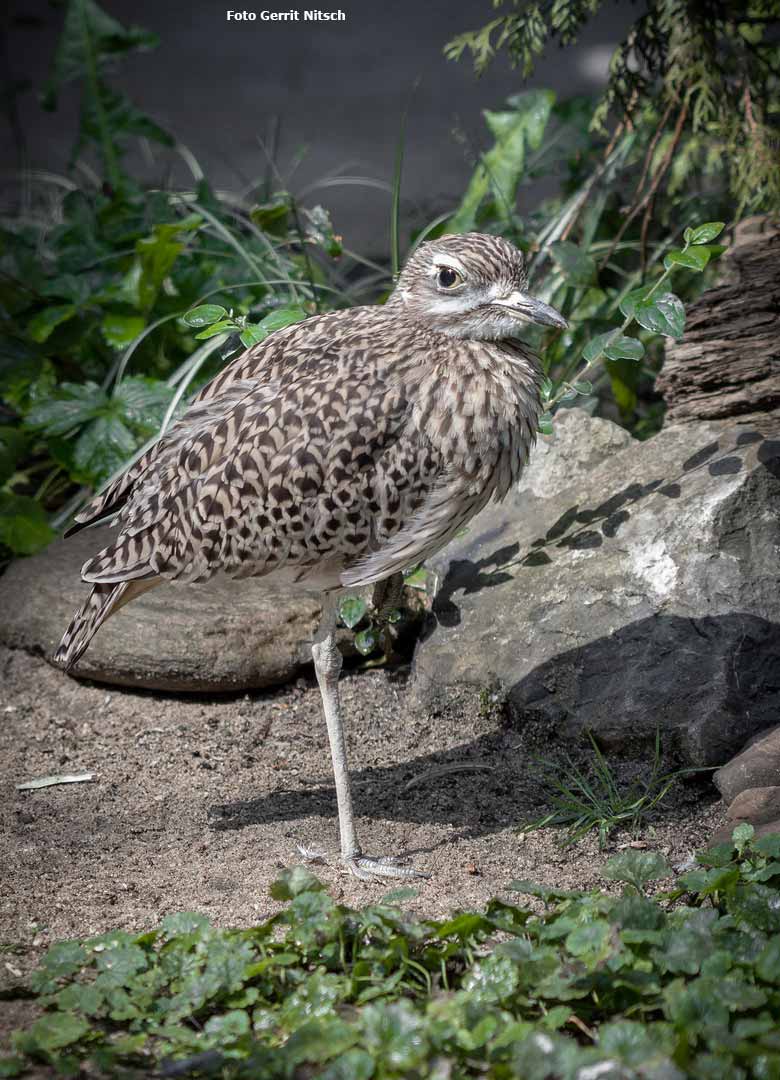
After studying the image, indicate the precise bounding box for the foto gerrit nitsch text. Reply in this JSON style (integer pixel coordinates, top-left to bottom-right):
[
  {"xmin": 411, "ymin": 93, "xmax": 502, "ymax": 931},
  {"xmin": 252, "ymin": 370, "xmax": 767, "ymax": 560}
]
[{"xmin": 226, "ymin": 9, "xmax": 347, "ymax": 20}]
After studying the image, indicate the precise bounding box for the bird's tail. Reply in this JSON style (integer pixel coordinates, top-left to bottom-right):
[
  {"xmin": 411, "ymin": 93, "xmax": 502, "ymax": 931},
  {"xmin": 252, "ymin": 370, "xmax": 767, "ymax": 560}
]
[{"xmin": 53, "ymin": 579, "xmax": 156, "ymax": 671}]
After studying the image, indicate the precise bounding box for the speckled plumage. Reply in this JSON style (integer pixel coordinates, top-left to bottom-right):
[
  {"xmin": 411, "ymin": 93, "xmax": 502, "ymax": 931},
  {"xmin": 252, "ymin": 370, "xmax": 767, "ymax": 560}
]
[{"xmin": 55, "ymin": 233, "xmax": 551, "ymax": 671}]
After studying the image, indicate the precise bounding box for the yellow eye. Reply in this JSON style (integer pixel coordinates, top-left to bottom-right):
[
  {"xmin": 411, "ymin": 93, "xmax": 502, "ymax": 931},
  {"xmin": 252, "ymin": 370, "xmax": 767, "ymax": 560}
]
[{"xmin": 437, "ymin": 266, "xmax": 463, "ymax": 289}]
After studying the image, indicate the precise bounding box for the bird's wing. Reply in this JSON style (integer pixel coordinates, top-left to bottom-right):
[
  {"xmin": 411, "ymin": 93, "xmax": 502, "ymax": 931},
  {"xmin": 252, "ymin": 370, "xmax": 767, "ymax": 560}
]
[
  {"xmin": 77, "ymin": 355, "xmax": 440, "ymax": 587},
  {"xmin": 67, "ymin": 311, "xmax": 345, "ymax": 535}
]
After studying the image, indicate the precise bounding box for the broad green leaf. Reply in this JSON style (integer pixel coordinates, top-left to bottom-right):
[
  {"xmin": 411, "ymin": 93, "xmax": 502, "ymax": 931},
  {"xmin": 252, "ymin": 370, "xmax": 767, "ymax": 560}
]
[
  {"xmin": 183, "ymin": 304, "xmax": 228, "ymax": 328},
  {"xmin": 73, "ymin": 414, "xmax": 137, "ymax": 484},
  {"xmin": 732, "ymin": 822, "xmax": 754, "ymax": 853},
  {"xmin": 685, "ymin": 221, "xmax": 725, "ymax": 244},
  {"xmin": 604, "ymin": 335, "xmax": 645, "ymax": 362},
  {"xmin": 28, "ymin": 1012, "xmax": 89, "ymax": 1051},
  {"xmin": 633, "ymin": 292, "xmax": 685, "ymax": 339},
  {"xmin": 663, "ymin": 247, "xmax": 710, "ymax": 272},
  {"xmin": 27, "ymin": 304, "xmax": 77, "ymax": 343},
  {"xmin": 603, "ymin": 850, "xmax": 672, "ymax": 889},
  {"xmin": 549, "ymin": 240, "xmax": 596, "ymax": 285},
  {"xmin": 450, "ymin": 90, "xmax": 555, "ymax": 231},
  {"xmin": 354, "ymin": 627, "xmax": 378, "ymax": 656},
  {"xmin": 619, "ymin": 287, "xmax": 652, "ymax": 319},
  {"xmin": 572, "ymin": 379, "xmax": 593, "ymax": 394},
  {"xmin": 339, "ymin": 595, "xmax": 367, "ymax": 629},
  {"xmin": 26, "ymin": 381, "xmax": 106, "ymax": 435},
  {"xmin": 254, "ymin": 306, "xmax": 308, "ymax": 336},
  {"xmin": 101, "ymin": 311, "xmax": 145, "ymax": 349},
  {"xmin": 113, "ymin": 376, "xmax": 174, "ymax": 431}
]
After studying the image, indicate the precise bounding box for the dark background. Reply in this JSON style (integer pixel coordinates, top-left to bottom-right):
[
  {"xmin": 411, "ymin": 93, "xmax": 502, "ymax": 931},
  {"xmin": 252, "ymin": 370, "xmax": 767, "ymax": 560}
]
[{"xmin": 2, "ymin": 1, "xmax": 638, "ymax": 253}]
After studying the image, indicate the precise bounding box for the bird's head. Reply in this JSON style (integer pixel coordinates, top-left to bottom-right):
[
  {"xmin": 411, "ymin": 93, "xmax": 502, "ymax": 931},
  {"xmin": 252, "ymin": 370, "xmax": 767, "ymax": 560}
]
[{"xmin": 390, "ymin": 232, "xmax": 567, "ymax": 340}]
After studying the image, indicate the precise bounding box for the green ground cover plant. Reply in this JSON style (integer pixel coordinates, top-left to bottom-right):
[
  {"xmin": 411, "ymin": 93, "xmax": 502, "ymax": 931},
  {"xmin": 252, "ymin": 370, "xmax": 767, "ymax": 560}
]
[{"xmin": 2, "ymin": 826, "xmax": 779, "ymax": 1078}]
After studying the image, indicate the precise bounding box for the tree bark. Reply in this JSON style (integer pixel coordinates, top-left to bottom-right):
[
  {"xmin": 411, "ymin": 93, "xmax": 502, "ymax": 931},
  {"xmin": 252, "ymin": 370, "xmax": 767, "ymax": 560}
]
[{"xmin": 657, "ymin": 215, "xmax": 780, "ymax": 432}]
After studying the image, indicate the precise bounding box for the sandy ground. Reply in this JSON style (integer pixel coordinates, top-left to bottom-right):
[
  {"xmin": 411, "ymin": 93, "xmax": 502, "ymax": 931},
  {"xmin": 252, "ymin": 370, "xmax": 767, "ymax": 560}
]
[{"xmin": 1, "ymin": 644, "xmax": 725, "ymax": 1041}]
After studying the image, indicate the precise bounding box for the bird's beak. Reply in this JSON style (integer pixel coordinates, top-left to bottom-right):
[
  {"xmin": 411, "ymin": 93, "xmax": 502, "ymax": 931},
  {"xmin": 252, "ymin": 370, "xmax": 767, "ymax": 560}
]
[{"xmin": 492, "ymin": 290, "xmax": 568, "ymax": 330}]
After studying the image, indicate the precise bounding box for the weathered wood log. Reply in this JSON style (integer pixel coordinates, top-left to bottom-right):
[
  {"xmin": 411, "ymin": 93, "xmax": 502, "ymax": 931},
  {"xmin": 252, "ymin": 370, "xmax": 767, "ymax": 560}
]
[{"xmin": 657, "ymin": 216, "xmax": 780, "ymax": 431}]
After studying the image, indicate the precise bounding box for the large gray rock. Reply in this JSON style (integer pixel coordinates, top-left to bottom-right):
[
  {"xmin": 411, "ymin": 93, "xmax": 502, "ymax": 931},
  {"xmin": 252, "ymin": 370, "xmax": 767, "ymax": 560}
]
[
  {"xmin": 412, "ymin": 411, "xmax": 780, "ymax": 767},
  {"xmin": 0, "ymin": 527, "xmax": 339, "ymax": 692}
]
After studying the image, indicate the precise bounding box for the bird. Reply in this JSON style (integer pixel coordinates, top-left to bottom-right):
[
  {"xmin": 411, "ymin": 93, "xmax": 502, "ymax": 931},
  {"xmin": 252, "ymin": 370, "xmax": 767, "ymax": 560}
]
[{"xmin": 54, "ymin": 231, "xmax": 567, "ymax": 881}]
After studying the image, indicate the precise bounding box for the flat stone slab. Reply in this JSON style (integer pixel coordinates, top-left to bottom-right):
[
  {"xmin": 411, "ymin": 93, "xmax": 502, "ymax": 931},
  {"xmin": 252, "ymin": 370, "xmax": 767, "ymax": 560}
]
[
  {"xmin": 0, "ymin": 527, "xmax": 342, "ymax": 692},
  {"xmin": 412, "ymin": 412, "xmax": 780, "ymax": 767}
]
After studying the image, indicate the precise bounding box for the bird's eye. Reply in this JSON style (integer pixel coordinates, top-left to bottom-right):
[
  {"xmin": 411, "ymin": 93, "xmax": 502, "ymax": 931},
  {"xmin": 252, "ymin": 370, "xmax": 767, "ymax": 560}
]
[{"xmin": 437, "ymin": 266, "xmax": 462, "ymax": 289}]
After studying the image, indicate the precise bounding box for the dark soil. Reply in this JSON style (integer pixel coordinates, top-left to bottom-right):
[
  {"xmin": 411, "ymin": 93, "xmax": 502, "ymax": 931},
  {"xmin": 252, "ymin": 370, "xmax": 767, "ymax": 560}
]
[{"xmin": 0, "ymin": 644, "xmax": 725, "ymax": 1044}]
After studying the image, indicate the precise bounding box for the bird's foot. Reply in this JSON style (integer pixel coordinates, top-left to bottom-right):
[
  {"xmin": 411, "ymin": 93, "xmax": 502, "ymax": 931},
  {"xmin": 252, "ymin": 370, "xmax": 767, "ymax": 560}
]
[{"xmin": 342, "ymin": 852, "xmax": 430, "ymax": 882}]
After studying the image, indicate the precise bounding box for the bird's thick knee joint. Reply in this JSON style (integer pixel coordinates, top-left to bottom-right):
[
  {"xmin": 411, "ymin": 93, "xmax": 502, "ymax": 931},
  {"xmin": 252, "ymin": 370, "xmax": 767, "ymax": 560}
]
[{"xmin": 312, "ymin": 637, "xmax": 343, "ymax": 681}]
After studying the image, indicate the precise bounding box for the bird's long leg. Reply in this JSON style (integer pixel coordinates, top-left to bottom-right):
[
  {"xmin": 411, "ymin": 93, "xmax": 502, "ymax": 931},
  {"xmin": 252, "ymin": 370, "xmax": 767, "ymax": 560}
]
[{"xmin": 312, "ymin": 592, "xmax": 428, "ymax": 882}]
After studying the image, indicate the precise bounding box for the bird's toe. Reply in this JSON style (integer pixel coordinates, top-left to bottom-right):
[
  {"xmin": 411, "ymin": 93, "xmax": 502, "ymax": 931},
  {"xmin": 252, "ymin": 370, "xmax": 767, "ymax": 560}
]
[{"xmin": 343, "ymin": 853, "xmax": 430, "ymax": 882}]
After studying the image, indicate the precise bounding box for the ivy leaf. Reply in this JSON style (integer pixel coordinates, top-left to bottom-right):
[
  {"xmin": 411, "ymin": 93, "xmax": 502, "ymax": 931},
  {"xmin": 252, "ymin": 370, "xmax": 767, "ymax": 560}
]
[
  {"xmin": 27, "ymin": 304, "xmax": 78, "ymax": 344},
  {"xmin": 684, "ymin": 221, "xmax": 725, "ymax": 244},
  {"xmin": 0, "ymin": 494, "xmax": 55, "ymax": 555},
  {"xmin": 339, "ymin": 595, "xmax": 367, "ymax": 629},
  {"xmin": 549, "ymin": 240, "xmax": 596, "ymax": 285},
  {"xmin": 183, "ymin": 304, "xmax": 228, "ymax": 328}
]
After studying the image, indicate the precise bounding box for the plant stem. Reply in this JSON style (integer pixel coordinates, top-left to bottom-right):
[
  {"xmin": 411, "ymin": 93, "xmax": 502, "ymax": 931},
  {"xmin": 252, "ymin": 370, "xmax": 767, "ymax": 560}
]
[{"xmin": 546, "ymin": 241, "xmax": 687, "ymax": 414}]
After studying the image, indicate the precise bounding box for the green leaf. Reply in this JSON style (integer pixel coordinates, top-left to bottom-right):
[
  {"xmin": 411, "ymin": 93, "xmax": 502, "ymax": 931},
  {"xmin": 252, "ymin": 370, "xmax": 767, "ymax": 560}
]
[
  {"xmin": 603, "ymin": 850, "xmax": 672, "ymax": 890},
  {"xmin": 354, "ymin": 628, "xmax": 378, "ymax": 656},
  {"xmin": 549, "ymin": 240, "xmax": 596, "ymax": 285},
  {"xmin": 582, "ymin": 330, "xmax": 615, "ymax": 362},
  {"xmin": 0, "ymin": 1057, "xmax": 25, "ymax": 1078},
  {"xmin": 27, "ymin": 304, "xmax": 77, "ymax": 343},
  {"xmin": 604, "ymin": 335, "xmax": 645, "ymax": 362},
  {"xmin": 100, "ymin": 311, "xmax": 145, "ymax": 349},
  {"xmin": 450, "ymin": 90, "xmax": 555, "ymax": 231},
  {"xmin": 113, "ymin": 376, "xmax": 174, "ymax": 432},
  {"xmin": 537, "ymin": 411, "xmax": 553, "ymax": 435},
  {"xmin": 251, "ymin": 196, "xmax": 291, "ymax": 237},
  {"xmin": 633, "ymin": 292, "xmax": 685, "ymax": 340},
  {"xmin": 73, "ymin": 414, "xmax": 137, "ymax": 484},
  {"xmin": 270, "ymin": 866, "xmax": 325, "ymax": 901},
  {"xmin": 26, "ymin": 381, "xmax": 107, "ymax": 435},
  {"xmin": 194, "ymin": 319, "xmax": 238, "ymax": 340},
  {"xmin": 339, "ymin": 596, "xmax": 367, "ymax": 629},
  {"xmin": 732, "ymin": 822, "xmax": 755, "ymax": 853},
  {"xmin": 0, "ymin": 427, "xmax": 27, "ymax": 487},
  {"xmin": 663, "ymin": 247, "xmax": 711, "ymax": 272},
  {"xmin": 28, "ymin": 1012, "xmax": 89, "ymax": 1051},
  {"xmin": 686, "ymin": 221, "xmax": 725, "ymax": 244},
  {"xmin": 183, "ymin": 304, "xmax": 228, "ymax": 328},
  {"xmin": 254, "ymin": 306, "xmax": 308, "ymax": 336},
  {"xmin": 0, "ymin": 494, "xmax": 56, "ymax": 555}
]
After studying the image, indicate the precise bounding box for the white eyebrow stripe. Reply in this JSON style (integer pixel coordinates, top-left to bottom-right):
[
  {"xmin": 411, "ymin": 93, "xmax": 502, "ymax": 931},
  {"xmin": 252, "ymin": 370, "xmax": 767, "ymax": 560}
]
[{"xmin": 430, "ymin": 253, "xmax": 468, "ymax": 274}]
